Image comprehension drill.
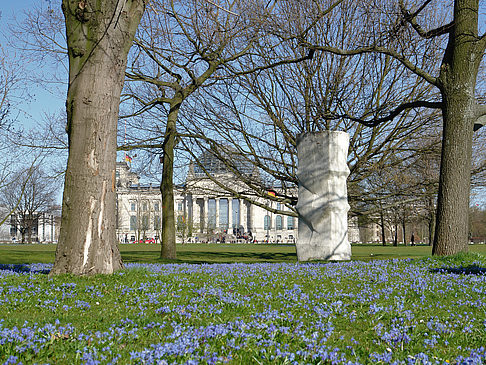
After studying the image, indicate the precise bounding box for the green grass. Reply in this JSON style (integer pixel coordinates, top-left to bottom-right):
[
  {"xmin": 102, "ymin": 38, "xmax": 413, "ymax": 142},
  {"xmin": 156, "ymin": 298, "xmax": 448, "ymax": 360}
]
[{"xmin": 1, "ymin": 242, "xmax": 486, "ymax": 265}]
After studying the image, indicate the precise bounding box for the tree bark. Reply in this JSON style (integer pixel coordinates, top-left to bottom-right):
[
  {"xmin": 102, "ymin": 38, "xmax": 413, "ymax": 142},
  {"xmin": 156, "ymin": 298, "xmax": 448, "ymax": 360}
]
[
  {"xmin": 428, "ymin": 221, "xmax": 434, "ymax": 246},
  {"xmin": 427, "ymin": 196, "xmax": 436, "ymax": 246},
  {"xmin": 160, "ymin": 105, "xmax": 179, "ymax": 259},
  {"xmin": 433, "ymin": 0, "xmax": 482, "ymax": 256},
  {"xmin": 433, "ymin": 92, "xmax": 475, "ymax": 255},
  {"xmin": 393, "ymin": 222, "xmax": 398, "ymax": 247},
  {"xmin": 51, "ymin": 0, "xmax": 144, "ymax": 275}
]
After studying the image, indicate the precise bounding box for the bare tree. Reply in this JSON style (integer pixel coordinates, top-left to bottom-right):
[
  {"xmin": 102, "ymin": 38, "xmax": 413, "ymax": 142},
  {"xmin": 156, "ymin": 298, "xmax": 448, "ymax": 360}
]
[
  {"xmin": 120, "ymin": 0, "xmax": 294, "ymax": 258},
  {"xmin": 177, "ymin": 0, "xmax": 442, "ymax": 226},
  {"xmin": 0, "ymin": 48, "xmax": 16, "ymax": 128},
  {"xmin": 410, "ymin": 136, "xmax": 442, "ymax": 245},
  {"xmin": 1, "ymin": 166, "xmax": 58, "ymax": 243},
  {"xmin": 5, "ymin": 1, "xmax": 67, "ymax": 97},
  {"xmin": 299, "ymin": 0, "xmax": 486, "ymax": 255},
  {"xmin": 469, "ymin": 204, "xmax": 486, "ymax": 242}
]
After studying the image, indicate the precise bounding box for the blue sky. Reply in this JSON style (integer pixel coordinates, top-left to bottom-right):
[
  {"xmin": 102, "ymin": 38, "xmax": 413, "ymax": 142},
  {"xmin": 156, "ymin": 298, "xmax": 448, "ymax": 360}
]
[{"xmin": 1, "ymin": 0, "xmax": 65, "ymax": 130}]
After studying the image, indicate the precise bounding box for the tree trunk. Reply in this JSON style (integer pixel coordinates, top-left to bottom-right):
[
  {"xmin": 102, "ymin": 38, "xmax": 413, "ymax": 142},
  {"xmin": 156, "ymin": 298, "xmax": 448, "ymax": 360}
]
[
  {"xmin": 393, "ymin": 223, "xmax": 398, "ymax": 247},
  {"xmin": 402, "ymin": 219, "xmax": 407, "ymax": 247},
  {"xmin": 160, "ymin": 105, "xmax": 179, "ymax": 259},
  {"xmin": 380, "ymin": 210, "xmax": 386, "ymax": 246},
  {"xmin": 428, "ymin": 205, "xmax": 435, "ymax": 246},
  {"xmin": 433, "ymin": 93, "xmax": 474, "ymax": 255},
  {"xmin": 433, "ymin": 0, "xmax": 482, "ymax": 256},
  {"xmin": 51, "ymin": 0, "xmax": 144, "ymax": 275}
]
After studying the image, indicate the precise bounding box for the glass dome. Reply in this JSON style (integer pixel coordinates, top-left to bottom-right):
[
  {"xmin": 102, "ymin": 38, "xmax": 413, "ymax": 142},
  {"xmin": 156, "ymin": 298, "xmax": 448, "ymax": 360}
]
[{"xmin": 193, "ymin": 148, "xmax": 255, "ymax": 176}]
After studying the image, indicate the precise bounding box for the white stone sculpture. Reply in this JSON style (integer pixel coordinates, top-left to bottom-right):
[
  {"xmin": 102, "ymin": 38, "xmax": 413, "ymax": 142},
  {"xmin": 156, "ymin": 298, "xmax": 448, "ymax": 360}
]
[{"xmin": 295, "ymin": 131, "xmax": 351, "ymax": 261}]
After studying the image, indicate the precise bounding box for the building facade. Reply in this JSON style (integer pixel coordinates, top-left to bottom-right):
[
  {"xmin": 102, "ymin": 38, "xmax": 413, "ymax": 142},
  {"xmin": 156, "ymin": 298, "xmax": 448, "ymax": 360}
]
[
  {"xmin": 115, "ymin": 162, "xmax": 299, "ymax": 243},
  {"xmin": 0, "ymin": 207, "xmax": 60, "ymax": 243}
]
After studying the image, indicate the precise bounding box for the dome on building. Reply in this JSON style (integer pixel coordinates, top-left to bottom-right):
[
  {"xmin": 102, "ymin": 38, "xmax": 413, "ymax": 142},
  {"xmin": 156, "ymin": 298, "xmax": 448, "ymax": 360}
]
[{"xmin": 193, "ymin": 147, "xmax": 255, "ymax": 177}]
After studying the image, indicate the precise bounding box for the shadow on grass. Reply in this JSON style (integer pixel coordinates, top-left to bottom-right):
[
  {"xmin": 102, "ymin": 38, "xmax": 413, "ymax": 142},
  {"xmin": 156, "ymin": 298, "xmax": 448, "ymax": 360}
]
[
  {"xmin": 122, "ymin": 250, "xmax": 298, "ymax": 264},
  {"xmin": 0, "ymin": 263, "xmax": 50, "ymax": 274},
  {"xmin": 430, "ymin": 266, "xmax": 486, "ymax": 275}
]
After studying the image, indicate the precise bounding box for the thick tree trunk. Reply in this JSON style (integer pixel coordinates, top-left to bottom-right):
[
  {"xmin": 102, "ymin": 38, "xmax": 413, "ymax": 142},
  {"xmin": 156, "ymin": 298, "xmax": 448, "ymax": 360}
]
[
  {"xmin": 433, "ymin": 0, "xmax": 482, "ymax": 256},
  {"xmin": 160, "ymin": 106, "xmax": 179, "ymax": 260},
  {"xmin": 432, "ymin": 93, "xmax": 474, "ymax": 255},
  {"xmin": 51, "ymin": 0, "xmax": 144, "ymax": 275}
]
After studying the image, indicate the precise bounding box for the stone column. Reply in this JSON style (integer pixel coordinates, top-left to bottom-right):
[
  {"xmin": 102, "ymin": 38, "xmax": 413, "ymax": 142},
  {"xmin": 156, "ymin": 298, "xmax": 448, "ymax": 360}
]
[
  {"xmin": 295, "ymin": 131, "xmax": 351, "ymax": 261},
  {"xmin": 240, "ymin": 201, "xmax": 246, "ymax": 232},
  {"xmin": 215, "ymin": 198, "xmax": 220, "ymax": 230},
  {"xmin": 187, "ymin": 194, "xmax": 193, "ymax": 226},
  {"xmin": 203, "ymin": 197, "xmax": 208, "ymax": 232},
  {"xmin": 246, "ymin": 201, "xmax": 252, "ymax": 232}
]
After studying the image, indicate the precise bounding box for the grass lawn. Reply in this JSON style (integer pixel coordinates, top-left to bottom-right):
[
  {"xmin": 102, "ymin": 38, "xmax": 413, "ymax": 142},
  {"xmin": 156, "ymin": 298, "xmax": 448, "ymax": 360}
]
[{"xmin": 1, "ymin": 242, "xmax": 486, "ymax": 264}]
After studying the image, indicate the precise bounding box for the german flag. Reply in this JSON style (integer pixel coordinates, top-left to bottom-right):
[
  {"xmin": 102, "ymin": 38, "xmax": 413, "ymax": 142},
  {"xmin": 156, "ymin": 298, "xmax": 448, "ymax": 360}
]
[{"xmin": 267, "ymin": 190, "xmax": 276, "ymax": 197}]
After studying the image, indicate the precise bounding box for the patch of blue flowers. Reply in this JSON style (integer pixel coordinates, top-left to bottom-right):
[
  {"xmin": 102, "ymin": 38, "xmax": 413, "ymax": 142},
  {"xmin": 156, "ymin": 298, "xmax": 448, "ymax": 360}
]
[{"xmin": 0, "ymin": 258, "xmax": 485, "ymax": 364}]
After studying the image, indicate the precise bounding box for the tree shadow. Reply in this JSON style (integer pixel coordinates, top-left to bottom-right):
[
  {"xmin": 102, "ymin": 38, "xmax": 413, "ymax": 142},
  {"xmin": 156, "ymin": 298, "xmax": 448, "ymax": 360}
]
[
  {"xmin": 0, "ymin": 263, "xmax": 50, "ymax": 274},
  {"xmin": 122, "ymin": 250, "xmax": 298, "ymax": 264},
  {"xmin": 430, "ymin": 266, "xmax": 486, "ymax": 275}
]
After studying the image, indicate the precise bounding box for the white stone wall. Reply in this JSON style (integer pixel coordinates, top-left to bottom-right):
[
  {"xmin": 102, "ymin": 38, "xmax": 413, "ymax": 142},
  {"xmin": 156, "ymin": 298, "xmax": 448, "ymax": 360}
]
[{"xmin": 295, "ymin": 131, "xmax": 351, "ymax": 260}]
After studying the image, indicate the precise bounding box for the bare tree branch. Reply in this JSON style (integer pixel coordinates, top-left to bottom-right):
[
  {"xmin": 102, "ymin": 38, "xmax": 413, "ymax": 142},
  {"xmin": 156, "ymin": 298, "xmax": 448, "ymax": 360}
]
[
  {"xmin": 303, "ymin": 43, "xmax": 438, "ymax": 86},
  {"xmin": 334, "ymin": 100, "xmax": 443, "ymax": 127},
  {"xmin": 398, "ymin": 0, "xmax": 453, "ymax": 39}
]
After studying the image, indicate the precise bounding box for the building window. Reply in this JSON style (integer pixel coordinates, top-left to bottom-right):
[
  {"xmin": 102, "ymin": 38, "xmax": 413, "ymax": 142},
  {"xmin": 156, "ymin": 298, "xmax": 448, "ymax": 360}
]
[
  {"xmin": 130, "ymin": 202, "xmax": 136, "ymax": 211},
  {"xmin": 264, "ymin": 215, "xmax": 271, "ymax": 230},
  {"xmin": 177, "ymin": 201, "xmax": 183, "ymax": 211},
  {"xmin": 154, "ymin": 202, "xmax": 159, "ymax": 211},
  {"xmin": 276, "ymin": 202, "xmax": 281, "ymax": 210},
  {"xmin": 154, "ymin": 215, "xmax": 161, "ymax": 230},
  {"xmin": 287, "ymin": 216, "xmax": 294, "ymax": 230},
  {"xmin": 142, "ymin": 202, "xmax": 148, "ymax": 212},
  {"xmin": 130, "ymin": 216, "xmax": 137, "ymax": 231},
  {"xmin": 276, "ymin": 215, "xmax": 283, "ymax": 230}
]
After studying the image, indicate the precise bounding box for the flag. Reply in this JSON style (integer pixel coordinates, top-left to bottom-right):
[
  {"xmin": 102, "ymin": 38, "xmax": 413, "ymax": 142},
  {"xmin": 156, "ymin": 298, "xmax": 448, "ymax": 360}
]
[
  {"xmin": 125, "ymin": 154, "xmax": 132, "ymax": 163},
  {"xmin": 267, "ymin": 190, "xmax": 276, "ymax": 197}
]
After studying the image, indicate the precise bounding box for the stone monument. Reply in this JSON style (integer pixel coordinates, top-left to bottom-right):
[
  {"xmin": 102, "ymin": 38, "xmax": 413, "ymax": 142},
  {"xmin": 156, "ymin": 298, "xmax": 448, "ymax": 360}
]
[{"xmin": 295, "ymin": 131, "xmax": 351, "ymax": 261}]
